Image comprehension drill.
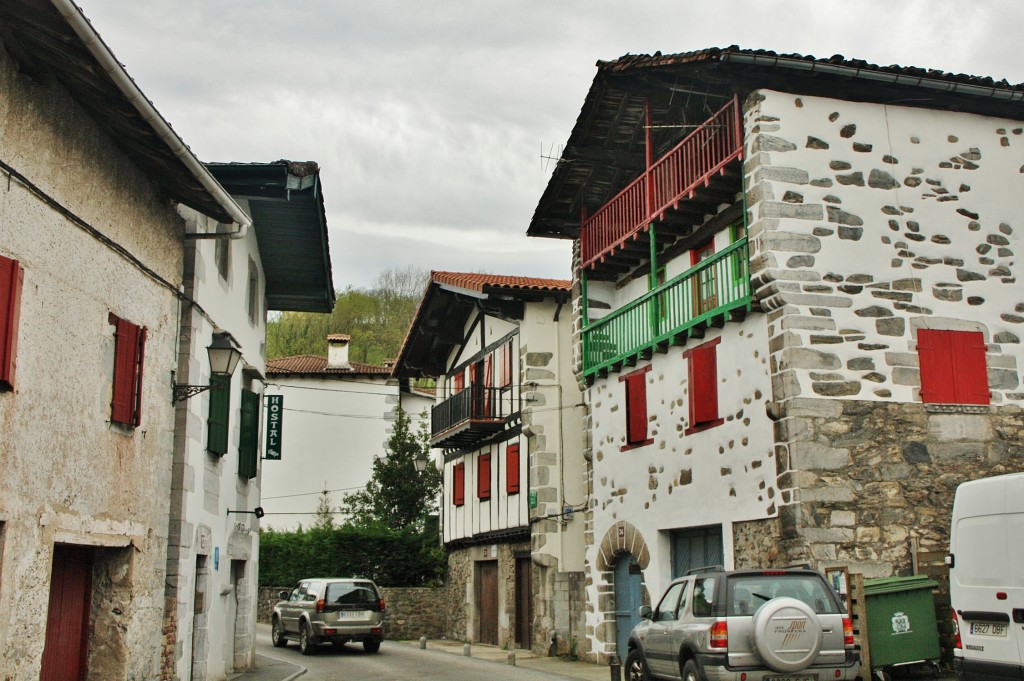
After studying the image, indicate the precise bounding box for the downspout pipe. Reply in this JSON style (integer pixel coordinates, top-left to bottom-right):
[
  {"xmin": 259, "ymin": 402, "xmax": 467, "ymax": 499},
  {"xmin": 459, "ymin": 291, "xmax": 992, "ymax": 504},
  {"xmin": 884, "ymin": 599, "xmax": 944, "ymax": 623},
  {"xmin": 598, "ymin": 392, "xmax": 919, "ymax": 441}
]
[
  {"xmin": 49, "ymin": 0, "xmax": 253, "ymax": 237},
  {"xmin": 720, "ymin": 52, "xmax": 1024, "ymax": 104}
]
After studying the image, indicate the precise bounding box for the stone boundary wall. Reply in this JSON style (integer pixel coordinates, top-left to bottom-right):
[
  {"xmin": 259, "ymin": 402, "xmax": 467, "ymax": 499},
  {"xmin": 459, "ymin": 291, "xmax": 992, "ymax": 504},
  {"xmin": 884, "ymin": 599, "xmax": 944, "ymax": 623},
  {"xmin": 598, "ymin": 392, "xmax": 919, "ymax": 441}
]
[{"xmin": 257, "ymin": 586, "xmax": 447, "ymax": 640}]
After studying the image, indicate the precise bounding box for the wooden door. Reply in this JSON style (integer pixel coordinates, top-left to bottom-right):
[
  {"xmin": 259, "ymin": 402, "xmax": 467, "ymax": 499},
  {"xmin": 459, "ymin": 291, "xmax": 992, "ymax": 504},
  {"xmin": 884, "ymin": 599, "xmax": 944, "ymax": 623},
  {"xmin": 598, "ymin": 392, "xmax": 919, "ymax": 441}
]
[
  {"xmin": 477, "ymin": 561, "xmax": 499, "ymax": 645},
  {"xmin": 40, "ymin": 544, "xmax": 94, "ymax": 681},
  {"xmin": 514, "ymin": 557, "xmax": 532, "ymax": 649},
  {"xmin": 613, "ymin": 554, "xmax": 642, "ymax": 658}
]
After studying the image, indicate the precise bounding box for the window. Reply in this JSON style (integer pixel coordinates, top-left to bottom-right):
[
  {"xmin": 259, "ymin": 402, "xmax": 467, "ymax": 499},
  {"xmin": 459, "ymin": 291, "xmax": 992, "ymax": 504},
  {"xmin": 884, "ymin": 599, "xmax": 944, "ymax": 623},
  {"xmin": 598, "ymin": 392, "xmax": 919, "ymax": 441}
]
[
  {"xmin": 620, "ymin": 365, "xmax": 653, "ymax": 450},
  {"xmin": 917, "ymin": 329, "xmax": 989, "ymax": 405},
  {"xmin": 684, "ymin": 338, "xmax": 723, "ymax": 434},
  {"xmin": 654, "ymin": 581, "xmax": 687, "ymax": 622},
  {"xmin": 452, "ymin": 462, "xmax": 465, "ymax": 506},
  {"xmin": 506, "ymin": 443, "xmax": 520, "ymax": 494},
  {"xmin": 207, "ymin": 374, "xmax": 231, "ymax": 455},
  {"xmin": 109, "ymin": 313, "xmax": 146, "ymax": 427},
  {"xmin": 692, "ymin": 241, "xmax": 718, "ymax": 315},
  {"xmin": 238, "ymin": 389, "xmax": 259, "ymax": 479},
  {"xmin": 215, "ymin": 238, "xmax": 230, "ymax": 280},
  {"xmin": 478, "ymin": 453, "xmax": 491, "ymax": 500},
  {"xmin": 0, "ymin": 255, "xmax": 24, "ymax": 391},
  {"xmin": 247, "ymin": 258, "xmax": 259, "ymax": 325},
  {"xmin": 500, "ymin": 341, "xmax": 513, "ymax": 388},
  {"xmin": 729, "ymin": 221, "xmax": 748, "ymax": 284}
]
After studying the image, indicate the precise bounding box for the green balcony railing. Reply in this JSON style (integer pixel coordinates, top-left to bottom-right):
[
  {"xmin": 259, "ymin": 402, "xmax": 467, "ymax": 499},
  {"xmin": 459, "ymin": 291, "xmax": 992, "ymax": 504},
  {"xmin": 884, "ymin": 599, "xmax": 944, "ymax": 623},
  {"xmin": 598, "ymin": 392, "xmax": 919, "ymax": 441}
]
[{"xmin": 582, "ymin": 238, "xmax": 752, "ymax": 377}]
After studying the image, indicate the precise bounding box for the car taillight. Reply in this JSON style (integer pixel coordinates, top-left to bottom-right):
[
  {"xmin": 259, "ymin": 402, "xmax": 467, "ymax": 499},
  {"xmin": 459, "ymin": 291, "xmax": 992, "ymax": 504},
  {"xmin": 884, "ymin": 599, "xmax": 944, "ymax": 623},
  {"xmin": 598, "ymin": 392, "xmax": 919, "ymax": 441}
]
[
  {"xmin": 379, "ymin": 598, "xmax": 386, "ymax": 611},
  {"xmin": 842, "ymin": 616, "xmax": 854, "ymax": 646},
  {"xmin": 316, "ymin": 599, "xmax": 325, "ymax": 613},
  {"xmin": 710, "ymin": 621, "xmax": 728, "ymax": 648},
  {"xmin": 952, "ymin": 608, "xmax": 962, "ymax": 649}
]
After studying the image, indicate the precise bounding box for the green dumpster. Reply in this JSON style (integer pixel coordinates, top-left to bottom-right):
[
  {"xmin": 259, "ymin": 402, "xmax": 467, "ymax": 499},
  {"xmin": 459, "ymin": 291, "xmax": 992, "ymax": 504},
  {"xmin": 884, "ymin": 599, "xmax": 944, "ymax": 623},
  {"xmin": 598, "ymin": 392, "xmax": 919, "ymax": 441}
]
[{"xmin": 862, "ymin": 575, "xmax": 941, "ymax": 676}]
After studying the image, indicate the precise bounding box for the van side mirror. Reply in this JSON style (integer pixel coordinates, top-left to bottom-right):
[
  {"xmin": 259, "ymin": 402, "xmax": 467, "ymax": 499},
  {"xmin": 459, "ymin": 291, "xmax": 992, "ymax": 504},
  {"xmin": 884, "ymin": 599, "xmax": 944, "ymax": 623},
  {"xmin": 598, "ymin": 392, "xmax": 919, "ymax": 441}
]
[
  {"xmin": 279, "ymin": 590, "xmax": 290, "ymax": 600},
  {"xmin": 639, "ymin": 605, "xmax": 653, "ymax": 620},
  {"xmin": 945, "ymin": 554, "xmax": 955, "ymax": 569}
]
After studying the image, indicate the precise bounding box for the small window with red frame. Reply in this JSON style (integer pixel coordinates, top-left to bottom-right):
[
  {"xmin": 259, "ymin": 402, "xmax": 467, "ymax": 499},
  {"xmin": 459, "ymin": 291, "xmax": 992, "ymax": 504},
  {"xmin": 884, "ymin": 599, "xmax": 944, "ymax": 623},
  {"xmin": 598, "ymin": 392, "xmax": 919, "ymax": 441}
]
[
  {"xmin": 452, "ymin": 462, "xmax": 465, "ymax": 507},
  {"xmin": 620, "ymin": 365, "xmax": 653, "ymax": 450},
  {"xmin": 478, "ymin": 453, "xmax": 491, "ymax": 500},
  {"xmin": 109, "ymin": 313, "xmax": 147, "ymax": 427},
  {"xmin": 917, "ymin": 329, "xmax": 989, "ymax": 405},
  {"xmin": 684, "ymin": 337, "xmax": 723, "ymax": 435}
]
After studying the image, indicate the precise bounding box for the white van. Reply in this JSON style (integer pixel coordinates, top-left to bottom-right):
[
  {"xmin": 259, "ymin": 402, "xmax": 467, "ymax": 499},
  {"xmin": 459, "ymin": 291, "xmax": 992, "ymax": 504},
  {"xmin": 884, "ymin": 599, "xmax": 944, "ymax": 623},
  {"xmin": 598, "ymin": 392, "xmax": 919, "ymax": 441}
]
[{"xmin": 948, "ymin": 472, "xmax": 1024, "ymax": 681}]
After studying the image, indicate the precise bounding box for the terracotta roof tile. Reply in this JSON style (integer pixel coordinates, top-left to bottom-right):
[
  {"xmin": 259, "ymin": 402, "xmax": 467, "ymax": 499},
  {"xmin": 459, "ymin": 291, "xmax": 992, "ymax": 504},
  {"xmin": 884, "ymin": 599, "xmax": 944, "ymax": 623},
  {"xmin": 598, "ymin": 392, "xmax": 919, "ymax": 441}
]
[
  {"xmin": 431, "ymin": 271, "xmax": 571, "ymax": 293},
  {"xmin": 266, "ymin": 355, "xmax": 390, "ymax": 376}
]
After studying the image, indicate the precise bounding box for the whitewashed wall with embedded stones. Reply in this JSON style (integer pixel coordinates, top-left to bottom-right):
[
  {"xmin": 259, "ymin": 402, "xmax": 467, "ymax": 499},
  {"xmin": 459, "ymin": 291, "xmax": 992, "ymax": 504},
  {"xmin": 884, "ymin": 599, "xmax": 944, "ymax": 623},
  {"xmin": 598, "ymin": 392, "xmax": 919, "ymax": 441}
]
[
  {"xmin": 582, "ymin": 315, "xmax": 775, "ymax": 658},
  {"xmin": 745, "ymin": 89, "xmax": 1024, "ymax": 405}
]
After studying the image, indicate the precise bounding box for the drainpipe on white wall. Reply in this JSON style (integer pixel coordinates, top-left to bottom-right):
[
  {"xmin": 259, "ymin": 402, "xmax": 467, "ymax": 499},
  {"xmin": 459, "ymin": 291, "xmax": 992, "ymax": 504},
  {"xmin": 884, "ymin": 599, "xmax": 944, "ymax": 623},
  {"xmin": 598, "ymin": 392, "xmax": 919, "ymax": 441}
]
[{"xmin": 49, "ymin": 0, "xmax": 252, "ymax": 238}]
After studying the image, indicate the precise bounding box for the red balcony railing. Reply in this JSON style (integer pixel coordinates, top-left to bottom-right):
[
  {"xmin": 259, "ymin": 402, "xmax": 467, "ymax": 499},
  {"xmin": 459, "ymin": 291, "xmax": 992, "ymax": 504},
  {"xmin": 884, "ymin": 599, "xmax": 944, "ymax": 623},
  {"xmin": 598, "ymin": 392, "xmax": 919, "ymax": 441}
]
[{"xmin": 581, "ymin": 96, "xmax": 743, "ymax": 269}]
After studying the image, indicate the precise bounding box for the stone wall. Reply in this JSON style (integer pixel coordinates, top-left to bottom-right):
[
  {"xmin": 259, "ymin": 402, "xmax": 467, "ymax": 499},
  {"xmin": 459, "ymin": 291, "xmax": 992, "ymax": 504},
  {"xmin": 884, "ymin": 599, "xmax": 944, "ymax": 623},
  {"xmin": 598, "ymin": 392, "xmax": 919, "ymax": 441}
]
[
  {"xmin": 770, "ymin": 398, "xmax": 1024, "ymax": 576},
  {"xmin": 258, "ymin": 586, "xmax": 448, "ymax": 640}
]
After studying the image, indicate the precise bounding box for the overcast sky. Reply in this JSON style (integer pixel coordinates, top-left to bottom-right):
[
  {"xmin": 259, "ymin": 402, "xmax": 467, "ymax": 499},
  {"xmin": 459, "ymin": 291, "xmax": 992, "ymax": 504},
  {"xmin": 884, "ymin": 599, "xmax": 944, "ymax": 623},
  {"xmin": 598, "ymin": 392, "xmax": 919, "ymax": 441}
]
[{"xmin": 77, "ymin": 0, "xmax": 1024, "ymax": 293}]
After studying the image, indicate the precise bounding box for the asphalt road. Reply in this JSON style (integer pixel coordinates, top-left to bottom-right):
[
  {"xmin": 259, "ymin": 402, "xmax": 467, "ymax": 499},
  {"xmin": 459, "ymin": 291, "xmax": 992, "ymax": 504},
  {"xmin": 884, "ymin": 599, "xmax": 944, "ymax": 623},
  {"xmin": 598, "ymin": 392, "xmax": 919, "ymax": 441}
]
[{"xmin": 253, "ymin": 623, "xmax": 592, "ymax": 681}]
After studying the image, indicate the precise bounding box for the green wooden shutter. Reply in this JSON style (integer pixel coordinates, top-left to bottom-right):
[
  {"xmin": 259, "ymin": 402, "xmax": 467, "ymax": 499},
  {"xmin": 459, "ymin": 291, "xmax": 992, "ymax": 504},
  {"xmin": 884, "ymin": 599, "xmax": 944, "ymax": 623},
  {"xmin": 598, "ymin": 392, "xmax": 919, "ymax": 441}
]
[
  {"xmin": 238, "ymin": 389, "xmax": 259, "ymax": 479},
  {"xmin": 207, "ymin": 374, "xmax": 230, "ymax": 454}
]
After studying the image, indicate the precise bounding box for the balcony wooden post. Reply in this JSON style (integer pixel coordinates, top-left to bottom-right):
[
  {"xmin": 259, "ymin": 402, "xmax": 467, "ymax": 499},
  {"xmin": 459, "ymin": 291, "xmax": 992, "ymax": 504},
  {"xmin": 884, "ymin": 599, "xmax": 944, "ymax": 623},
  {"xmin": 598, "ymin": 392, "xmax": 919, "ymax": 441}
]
[{"xmin": 645, "ymin": 98, "xmax": 654, "ymax": 217}]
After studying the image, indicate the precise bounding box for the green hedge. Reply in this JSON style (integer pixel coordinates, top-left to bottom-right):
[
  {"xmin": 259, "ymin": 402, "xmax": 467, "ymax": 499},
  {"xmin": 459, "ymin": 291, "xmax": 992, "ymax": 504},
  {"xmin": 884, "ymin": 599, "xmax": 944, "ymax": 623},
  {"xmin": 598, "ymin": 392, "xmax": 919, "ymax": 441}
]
[{"xmin": 259, "ymin": 525, "xmax": 446, "ymax": 588}]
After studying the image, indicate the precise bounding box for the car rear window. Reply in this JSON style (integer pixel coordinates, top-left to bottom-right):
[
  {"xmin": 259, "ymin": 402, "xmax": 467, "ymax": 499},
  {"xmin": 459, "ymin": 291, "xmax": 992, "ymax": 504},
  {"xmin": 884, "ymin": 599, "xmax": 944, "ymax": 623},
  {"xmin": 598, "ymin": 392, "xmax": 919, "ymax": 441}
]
[
  {"xmin": 326, "ymin": 582, "xmax": 379, "ymax": 606},
  {"xmin": 728, "ymin": 574, "xmax": 839, "ymax": 616}
]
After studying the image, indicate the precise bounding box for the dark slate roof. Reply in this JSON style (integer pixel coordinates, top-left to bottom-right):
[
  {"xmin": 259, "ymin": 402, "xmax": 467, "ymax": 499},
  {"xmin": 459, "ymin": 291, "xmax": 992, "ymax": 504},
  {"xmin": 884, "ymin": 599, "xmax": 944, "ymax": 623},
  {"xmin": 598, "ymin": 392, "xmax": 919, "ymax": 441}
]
[
  {"xmin": 266, "ymin": 354, "xmax": 390, "ymax": 377},
  {"xmin": 528, "ymin": 46, "xmax": 1024, "ymax": 241},
  {"xmin": 206, "ymin": 161, "xmax": 335, "ymax": 313},
  {"xmin": 0, "ymin": 0, "xmax": 239, "ymax": 223},
  {"xmin": 392, "ymin": 270, "xmax": 571, "ymax": 378}
]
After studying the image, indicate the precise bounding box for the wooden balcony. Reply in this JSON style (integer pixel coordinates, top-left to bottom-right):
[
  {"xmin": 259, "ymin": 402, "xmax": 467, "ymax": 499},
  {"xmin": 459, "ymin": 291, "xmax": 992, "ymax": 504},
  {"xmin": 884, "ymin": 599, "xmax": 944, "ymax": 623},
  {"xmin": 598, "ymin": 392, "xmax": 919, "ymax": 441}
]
[
  {"xmin": 581, "ymin": 96, "xmax": 744, "ymax": 275},
  {"xmin": 430, "ymin": 386, "xmax": 516, "ymax": 449},
  {"xmin": 582, "ymin": 238, "xmax": 752, "ymax": 379}
]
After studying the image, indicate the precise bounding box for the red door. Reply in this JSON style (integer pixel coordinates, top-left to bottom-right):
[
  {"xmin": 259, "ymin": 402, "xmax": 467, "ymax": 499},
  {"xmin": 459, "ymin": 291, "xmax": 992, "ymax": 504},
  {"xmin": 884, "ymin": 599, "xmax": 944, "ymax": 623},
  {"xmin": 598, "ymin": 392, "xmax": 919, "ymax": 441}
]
[{"xmin": 40, "ymin": 545, "xmax": 94, "ymax": 681}]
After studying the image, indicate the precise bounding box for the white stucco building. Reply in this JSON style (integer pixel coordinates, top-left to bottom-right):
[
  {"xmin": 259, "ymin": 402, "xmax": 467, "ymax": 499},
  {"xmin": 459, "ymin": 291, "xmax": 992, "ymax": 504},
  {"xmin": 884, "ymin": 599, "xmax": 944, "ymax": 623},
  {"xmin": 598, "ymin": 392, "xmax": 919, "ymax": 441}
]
[
  {"xmin": 165, "ymin": 160, "xmax": 334, "ymax": 680},
  {"xmin": 261, "ymin": 335, "xmax": 433, "ymax": 530},
  {"xmin": 528, "ymin": 47, "xmax": 1024, "ymax": 663},
  {"xmin": 392, "ymin": 271, "xmax": 587, "ymax": 654}
]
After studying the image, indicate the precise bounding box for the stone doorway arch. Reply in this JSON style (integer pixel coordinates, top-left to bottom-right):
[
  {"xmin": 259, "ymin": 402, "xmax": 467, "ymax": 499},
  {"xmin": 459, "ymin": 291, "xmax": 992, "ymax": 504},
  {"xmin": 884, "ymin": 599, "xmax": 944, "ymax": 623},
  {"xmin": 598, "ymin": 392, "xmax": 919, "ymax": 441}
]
[{"xmin": 595, "ymin": 522, "xmax": 651, "ymax": 659}]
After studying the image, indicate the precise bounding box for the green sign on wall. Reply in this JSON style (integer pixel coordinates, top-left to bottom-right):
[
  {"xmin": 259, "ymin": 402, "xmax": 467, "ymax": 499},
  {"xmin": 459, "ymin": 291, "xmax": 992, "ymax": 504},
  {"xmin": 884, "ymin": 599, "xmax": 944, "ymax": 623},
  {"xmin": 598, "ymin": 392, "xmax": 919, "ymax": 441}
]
[
  {"xmin": 528, "ymin": 491, "xmax": 538, "ymax": 509},
  {"xmin": 265, "ymin": 394, "xmax": 283, "ymax": 460}
]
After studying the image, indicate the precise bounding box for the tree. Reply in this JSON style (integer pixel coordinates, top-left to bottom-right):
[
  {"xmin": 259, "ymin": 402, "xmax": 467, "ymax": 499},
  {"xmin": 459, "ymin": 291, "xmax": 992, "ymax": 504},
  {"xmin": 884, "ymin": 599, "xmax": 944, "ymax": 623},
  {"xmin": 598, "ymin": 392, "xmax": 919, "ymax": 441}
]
[
  {"xmin": 340, "ymin": 406, "xmax": 441, "ymax": 531},
  {"xmin": 266, "ymin": 266, "xmax": 429, "ymax": 363},
  {"xmin": 312, "ymin": 490, "xmax": 336, "ymax": 531}
]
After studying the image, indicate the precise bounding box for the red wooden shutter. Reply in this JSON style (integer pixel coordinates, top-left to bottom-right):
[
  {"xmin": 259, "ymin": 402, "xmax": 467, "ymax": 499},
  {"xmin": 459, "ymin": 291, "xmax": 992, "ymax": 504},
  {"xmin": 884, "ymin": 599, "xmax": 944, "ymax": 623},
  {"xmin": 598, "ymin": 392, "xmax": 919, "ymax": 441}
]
[
  {"xmin": 952, "ymin": 331, "xmax": 990, "ymax": 405},
  {"xmin": 133, "ymin": 327, "xmax": 146, "ymax": 426},
  {"xmin": 453, "ymin": 463, "xmax": 465, "ymax": 506},
  {"xmin": 917, "ymin": 329, "xmax": 958, "ymax": 404},
  {"xmin": 502, "ymin": 341, "xmax": 513, "ymax": 387},
  {"xmin": 690, "ymin": 344, "xmax": 719, "ymax": 425},
  {"xmin": 919, "ymin": 329, "xmax": 989, "ymax": 405},
  {"xmin": 625, "ymin": 372, "xmax": 648, "ymax": 444},
  {"xmin": 0, "ymin": 255, "xmax": 24, "ymax": 390},
  {"xmin": 109, "ymin": 314, "xmax": 143, "ymax": 425},
  {"xmin": 478, "ymin": 453, "xmax": 492, "ymax": 500},
  {"xmin": 506, "ymin": 444, "xmax": 520, "ymax": 494},
  {"xmin": 454, "ymin": 370, "xmax": 464, "ymax": 392},
  {"xmin": 483, "ymin": 354, "xmax": 493, "ymax": 415}
]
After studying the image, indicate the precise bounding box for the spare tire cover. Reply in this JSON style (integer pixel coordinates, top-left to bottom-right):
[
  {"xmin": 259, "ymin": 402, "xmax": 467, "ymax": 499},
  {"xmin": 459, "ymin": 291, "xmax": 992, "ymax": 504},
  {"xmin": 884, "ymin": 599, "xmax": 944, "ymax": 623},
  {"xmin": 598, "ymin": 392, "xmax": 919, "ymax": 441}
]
[{"xmin": 750, "ymin": 597, "xmax": 823, "ymax": 672}]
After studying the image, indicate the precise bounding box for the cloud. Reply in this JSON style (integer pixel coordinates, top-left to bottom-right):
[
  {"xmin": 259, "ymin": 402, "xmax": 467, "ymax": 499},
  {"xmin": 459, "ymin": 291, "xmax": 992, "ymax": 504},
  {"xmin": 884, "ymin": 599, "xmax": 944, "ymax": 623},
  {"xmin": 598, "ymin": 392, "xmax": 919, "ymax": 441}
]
[{"xmin": 79, "ymin": 0, "xmax": 1024, "ymax": 291}]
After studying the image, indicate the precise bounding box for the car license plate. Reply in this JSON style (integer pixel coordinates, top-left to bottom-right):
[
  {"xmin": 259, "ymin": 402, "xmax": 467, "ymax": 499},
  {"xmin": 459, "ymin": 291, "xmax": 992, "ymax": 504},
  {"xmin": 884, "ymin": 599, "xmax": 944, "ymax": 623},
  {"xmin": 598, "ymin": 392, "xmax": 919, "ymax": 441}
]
[
  {"xmin": 766, "ymin": 676, "xmax": 815, "ymax": 681},
  {"xmin": 337, "ymin": 611, "xmax": 368, "ymax": 619},
  {"xmin": 971, "ymin": 622, "xmax": 1008, "ymax": 637}
]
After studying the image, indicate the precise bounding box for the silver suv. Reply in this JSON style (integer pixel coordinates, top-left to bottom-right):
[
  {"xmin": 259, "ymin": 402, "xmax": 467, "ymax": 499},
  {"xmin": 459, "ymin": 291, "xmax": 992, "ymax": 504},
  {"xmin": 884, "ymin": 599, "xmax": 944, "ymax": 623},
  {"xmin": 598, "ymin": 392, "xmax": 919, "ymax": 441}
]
[
  {"xmin": 271, "ymin": 578, "xmax": 385, "ymax": 655},
  {"xmin": 626, "ymin": 568, "xmax": 858, "ymax": 681}
]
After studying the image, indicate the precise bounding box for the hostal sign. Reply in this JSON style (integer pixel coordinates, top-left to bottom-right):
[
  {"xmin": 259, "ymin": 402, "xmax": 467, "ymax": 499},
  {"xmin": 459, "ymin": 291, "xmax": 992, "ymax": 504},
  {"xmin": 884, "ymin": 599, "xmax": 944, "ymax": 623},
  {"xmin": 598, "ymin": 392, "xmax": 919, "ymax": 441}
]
[{"xmin": 265, "ymin": 394, "xmax": 283, "ymax": 460}]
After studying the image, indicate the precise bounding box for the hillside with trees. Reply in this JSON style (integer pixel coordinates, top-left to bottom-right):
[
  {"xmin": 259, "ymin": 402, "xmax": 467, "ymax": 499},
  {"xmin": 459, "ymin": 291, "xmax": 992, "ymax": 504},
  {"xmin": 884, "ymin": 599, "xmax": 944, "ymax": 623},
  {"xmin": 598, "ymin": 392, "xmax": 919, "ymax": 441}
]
[{"xmin": 266, "ymin": 266, "xmax": 429, "ymax": 363}]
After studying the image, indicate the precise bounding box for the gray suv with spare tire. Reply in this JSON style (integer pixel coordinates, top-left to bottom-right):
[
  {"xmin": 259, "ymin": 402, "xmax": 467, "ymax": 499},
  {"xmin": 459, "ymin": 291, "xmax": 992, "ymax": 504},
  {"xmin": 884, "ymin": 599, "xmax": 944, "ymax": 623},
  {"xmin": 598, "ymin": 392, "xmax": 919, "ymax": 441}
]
[
  {"xmin": 625, "ymin": 567, "xmax": 858, "ymax": 681},
  {"xmin": 271, "ymin": 577, "xmax": 385, "ymax": 655}
]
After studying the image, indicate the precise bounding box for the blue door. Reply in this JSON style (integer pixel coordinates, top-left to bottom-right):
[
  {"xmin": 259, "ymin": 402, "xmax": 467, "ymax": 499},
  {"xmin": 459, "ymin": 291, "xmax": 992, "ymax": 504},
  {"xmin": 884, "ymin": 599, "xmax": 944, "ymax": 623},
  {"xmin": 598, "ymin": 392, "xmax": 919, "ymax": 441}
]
[{"xmin": 614, "ymin": 554, "xmax": 643, "ymax": 657}]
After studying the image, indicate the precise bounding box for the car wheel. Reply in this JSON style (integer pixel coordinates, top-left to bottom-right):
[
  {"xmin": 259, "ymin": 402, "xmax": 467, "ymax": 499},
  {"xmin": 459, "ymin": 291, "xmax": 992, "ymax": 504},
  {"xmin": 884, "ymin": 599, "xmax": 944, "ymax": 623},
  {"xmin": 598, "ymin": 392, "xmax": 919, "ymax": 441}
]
[
  {"xmin": 363, "ymin": 639, "xmax": 381, "ymax": 654},
  {"xmin": 624, "ymin": 648, "xmax": 649, "ymax": 681},
  {"xmin": 299, "ymin": 622, "xmax": 316, "ymax": 656},
  {"xmin": 751, "ymin": 597, "xmax": 822, "ymax": 672},
  {"xmin": 682, "ymin": 659, "xmax": 706, "ymax": 681},
  {"xmin": 271, "ymin": 617, "xmax": 288, "ymax": 648}
]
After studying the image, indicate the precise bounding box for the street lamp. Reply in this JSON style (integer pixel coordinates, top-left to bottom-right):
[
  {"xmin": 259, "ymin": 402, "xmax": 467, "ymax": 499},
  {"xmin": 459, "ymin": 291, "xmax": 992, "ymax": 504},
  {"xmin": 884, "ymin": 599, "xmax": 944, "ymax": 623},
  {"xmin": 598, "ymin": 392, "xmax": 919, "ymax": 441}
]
[
  {"xmin": 413, "ymin": 451, "xmax": 430, "ymax": 473},
  {"xmin": 172, "ymin": 332, "xmax": 243, "ymax": 402}
]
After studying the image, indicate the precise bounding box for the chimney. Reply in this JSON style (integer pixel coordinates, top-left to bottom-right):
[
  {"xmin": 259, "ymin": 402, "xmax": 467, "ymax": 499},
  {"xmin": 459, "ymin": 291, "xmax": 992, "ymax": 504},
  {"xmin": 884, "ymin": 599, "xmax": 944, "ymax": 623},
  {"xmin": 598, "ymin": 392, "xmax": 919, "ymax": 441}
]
[{"xmin": 326, "ymin": 334, "xmax": 352, "ymax": 369}]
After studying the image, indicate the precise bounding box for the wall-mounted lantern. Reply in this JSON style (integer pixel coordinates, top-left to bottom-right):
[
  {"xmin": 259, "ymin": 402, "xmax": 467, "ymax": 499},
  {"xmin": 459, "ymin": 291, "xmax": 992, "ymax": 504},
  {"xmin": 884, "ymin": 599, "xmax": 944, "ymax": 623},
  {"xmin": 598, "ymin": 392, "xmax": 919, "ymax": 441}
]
[{"xmin": 172, "ymin": 332, "xmax": 242, "ymax": 403}]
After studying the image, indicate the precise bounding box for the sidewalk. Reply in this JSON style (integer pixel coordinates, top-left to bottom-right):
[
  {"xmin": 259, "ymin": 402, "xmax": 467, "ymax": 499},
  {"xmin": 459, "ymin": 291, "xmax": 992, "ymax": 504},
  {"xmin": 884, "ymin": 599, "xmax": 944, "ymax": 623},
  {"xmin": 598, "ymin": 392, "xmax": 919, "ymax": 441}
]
[
  {"xmin": 228, "ymin": 654, "xmax": 305, "ymax": 681},
  {"xmin": 393, "ymin": 638, "xmax": 611, "ymax": 681}
]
